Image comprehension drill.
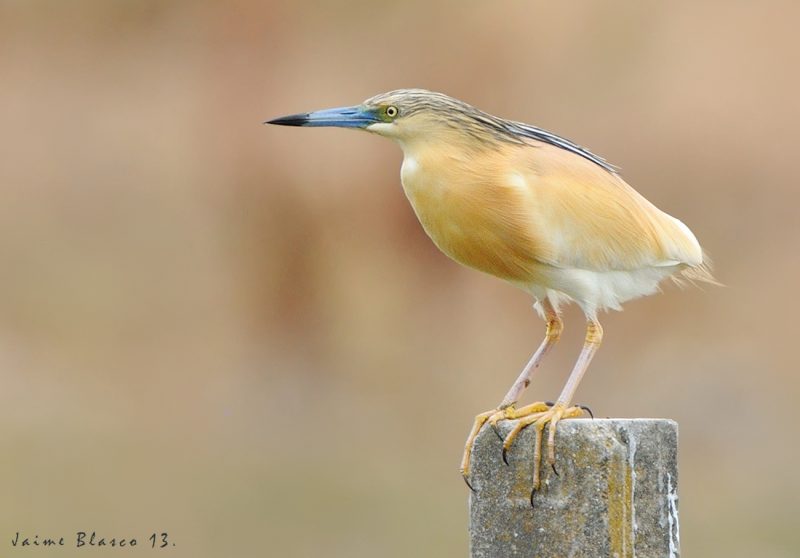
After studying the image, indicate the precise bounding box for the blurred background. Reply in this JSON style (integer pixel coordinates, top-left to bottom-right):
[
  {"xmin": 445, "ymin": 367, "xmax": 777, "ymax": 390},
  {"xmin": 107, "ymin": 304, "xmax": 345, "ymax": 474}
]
[{"xmin": 1, "ymin": 1, "xmax": 798, "ymax": 556}]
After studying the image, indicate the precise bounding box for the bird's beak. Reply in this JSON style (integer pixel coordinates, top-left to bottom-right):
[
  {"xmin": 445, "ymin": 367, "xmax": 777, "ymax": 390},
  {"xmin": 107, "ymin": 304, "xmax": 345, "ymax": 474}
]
[{"xmin": 264, "ymin": 105, "xmax": 378, "ymax": 129}]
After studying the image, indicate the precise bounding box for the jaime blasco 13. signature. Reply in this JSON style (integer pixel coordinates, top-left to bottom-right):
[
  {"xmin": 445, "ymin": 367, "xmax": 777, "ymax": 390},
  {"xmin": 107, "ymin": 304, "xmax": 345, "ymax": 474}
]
[{"xmin": 11, "ymin": 531, "xmax": 173, "ymax": 548}]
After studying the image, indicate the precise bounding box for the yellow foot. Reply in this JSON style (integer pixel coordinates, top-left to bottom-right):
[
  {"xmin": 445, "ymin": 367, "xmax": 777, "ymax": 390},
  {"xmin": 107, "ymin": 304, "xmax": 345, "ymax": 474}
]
[
  {"xmin": 502, "ymin": 403, "xmax": 586, "ymax": 492},
  {"xmin": 460, "ymin": 401, "xmax": 551, "ymax": 490}
]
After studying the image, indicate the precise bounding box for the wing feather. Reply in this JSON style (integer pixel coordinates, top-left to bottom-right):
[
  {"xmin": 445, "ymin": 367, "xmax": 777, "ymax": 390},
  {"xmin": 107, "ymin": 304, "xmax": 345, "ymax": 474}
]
[{"xmin": 517, "ymin": 142, "xmax": 703, "ymax": 272}]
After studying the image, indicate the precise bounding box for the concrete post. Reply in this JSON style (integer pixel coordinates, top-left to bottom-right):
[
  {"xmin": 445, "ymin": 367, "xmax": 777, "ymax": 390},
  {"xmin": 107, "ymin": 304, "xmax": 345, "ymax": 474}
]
[{"xmin": 469, "ymin": 418, "xmax": 679, "ymax": 558}]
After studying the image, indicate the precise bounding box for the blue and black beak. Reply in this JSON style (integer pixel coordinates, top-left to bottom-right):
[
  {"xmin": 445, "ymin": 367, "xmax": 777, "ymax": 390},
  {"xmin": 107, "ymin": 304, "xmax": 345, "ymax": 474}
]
[{"xmin": 265, "ymin": 106, "xmax": 379, "ymax": 129}]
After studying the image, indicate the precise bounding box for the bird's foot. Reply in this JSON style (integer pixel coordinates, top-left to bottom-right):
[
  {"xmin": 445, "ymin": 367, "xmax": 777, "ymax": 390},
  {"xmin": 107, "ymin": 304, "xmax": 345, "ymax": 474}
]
[
  {"xmin": 460, "ymin": 401, "xmax": 551, "ymax": 490},
  {"xmin": 502, "ymin": 403, "xmax": 587, "ymax": 493}
]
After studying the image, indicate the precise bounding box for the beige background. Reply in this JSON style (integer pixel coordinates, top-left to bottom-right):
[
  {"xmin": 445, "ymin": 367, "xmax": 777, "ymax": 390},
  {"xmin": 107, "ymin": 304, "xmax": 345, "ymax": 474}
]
[{"xmin": 1, "ymin": 1, "xmax": 798, "ymax": 557}]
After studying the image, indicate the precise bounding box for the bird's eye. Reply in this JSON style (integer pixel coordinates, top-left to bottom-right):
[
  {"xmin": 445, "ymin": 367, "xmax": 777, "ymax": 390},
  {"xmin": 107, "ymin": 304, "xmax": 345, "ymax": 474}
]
[{"xmin": 385, "ymin": 106, "xmax": 398, "ymax": 118}]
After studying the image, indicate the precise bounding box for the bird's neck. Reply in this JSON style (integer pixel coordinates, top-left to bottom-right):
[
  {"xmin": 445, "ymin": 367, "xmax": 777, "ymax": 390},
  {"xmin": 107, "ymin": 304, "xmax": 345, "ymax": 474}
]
[{"xmin": 393, "ymin": 126, "xmax": 486, "ymax": 159}]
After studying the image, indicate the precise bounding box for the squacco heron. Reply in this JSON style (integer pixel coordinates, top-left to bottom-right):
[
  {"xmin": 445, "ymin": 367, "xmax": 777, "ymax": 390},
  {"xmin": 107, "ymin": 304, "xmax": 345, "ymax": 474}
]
[{"xmin": 267, "ymin": 89, "xmax": 715, "ymax": 496}]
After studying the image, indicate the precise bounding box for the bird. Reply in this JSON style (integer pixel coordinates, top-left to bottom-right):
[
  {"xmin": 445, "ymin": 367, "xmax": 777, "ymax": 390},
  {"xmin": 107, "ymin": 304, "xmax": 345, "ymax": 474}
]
[{"xmin": 266, "ymin": 89, "xmax": 715, "ymax": 495}]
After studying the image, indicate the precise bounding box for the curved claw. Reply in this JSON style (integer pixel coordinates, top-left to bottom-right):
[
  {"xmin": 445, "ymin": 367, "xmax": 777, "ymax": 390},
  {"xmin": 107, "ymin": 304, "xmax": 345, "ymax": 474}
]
[
  {"xmin": 501, "ymin": 446, "xmax": 510, "ymax": 466},
  {"xmin": 463, "ymin": 475, "xmax": 476, "ymax": 493},
  {"xmin": 551, "ymin": 463, "xmax": 559, "ymax": 477},
  {"xmin": 529, "ymin": 487, "xmax": 536, "ymax": 508},
  {"xmin": 490, "ymin": 422, "xmax": 503, "ymax": 441}
]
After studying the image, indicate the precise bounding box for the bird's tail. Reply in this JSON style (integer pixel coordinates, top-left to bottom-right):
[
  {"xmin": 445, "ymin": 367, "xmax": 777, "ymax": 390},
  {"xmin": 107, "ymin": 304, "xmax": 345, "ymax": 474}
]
[{"xmin": 673, "ymin": 251, "xmax": 722, "ymax": 288}]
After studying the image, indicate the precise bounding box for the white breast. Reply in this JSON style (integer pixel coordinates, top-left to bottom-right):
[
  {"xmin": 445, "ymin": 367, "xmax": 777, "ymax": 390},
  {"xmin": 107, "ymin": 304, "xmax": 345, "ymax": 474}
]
[{"xmin": 400, "ymin": 156, "xmax": 421, "ymax": 189}]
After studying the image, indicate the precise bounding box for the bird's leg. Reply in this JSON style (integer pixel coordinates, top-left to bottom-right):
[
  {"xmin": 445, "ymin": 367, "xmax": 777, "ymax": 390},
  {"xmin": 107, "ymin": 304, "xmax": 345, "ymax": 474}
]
[
  {"xmin": 460, "ymin": 300, "xmax": 562, "ymax": 487},
  {"xmin": 499, "ymin": 302, "xmax": 563, "ymax": 409},
  {"xmin": 502, "ymin": 318, "xmax": 602, "ymax": 491}
]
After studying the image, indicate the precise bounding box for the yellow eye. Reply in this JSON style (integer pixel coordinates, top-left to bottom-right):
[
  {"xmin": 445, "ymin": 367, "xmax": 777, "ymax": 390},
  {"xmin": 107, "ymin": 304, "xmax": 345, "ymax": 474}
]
[{"xmin": 385, "ymin": 105, "xmax": 398, "ymax": 118}]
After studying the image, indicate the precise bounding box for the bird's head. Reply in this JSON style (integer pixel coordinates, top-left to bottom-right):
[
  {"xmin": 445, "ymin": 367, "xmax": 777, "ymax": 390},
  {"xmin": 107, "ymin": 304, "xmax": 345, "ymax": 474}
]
[
  {"xmin": 266, "ymin": 89, "xmax": 479, "ymax": 147},
  {"xmin": 267, "ymin": 89, "xmax": 618, "ymax": 170}
]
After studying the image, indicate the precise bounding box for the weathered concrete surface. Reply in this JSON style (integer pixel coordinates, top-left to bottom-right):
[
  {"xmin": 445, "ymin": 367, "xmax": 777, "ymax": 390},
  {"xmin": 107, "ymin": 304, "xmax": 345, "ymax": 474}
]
[{"xmin": 469, "ymin": 419, "xmax": 679, "ymax": 558}]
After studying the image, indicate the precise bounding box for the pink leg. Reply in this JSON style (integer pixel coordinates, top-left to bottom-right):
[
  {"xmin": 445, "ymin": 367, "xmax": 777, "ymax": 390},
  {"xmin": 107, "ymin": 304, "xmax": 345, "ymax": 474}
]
[{"xmin": 499, "ymin": 298, "xmax": 562, "ymax": 408}]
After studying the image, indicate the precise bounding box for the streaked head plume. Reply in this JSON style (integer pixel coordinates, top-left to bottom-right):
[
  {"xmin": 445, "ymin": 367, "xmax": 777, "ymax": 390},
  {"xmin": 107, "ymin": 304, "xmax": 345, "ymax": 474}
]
[{"xmin": 361, "ymin": 89, "xmax": 616, "ymax": 172}]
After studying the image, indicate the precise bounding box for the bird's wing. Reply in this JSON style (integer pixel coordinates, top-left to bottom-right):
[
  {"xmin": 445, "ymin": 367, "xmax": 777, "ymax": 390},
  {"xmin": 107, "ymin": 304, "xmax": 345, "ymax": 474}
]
[{"xmin": 516, "ymin": 142, "xmax": 703, "ymax": 272}]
